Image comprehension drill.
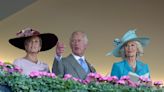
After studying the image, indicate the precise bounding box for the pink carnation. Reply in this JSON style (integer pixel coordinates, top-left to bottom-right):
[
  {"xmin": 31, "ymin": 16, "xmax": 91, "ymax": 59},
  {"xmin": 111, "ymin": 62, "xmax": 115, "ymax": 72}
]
[
  {"xmin": 86, "ymin": 73, "xmax": 103, "ymax": 82},
  {"xmin": 72, "ymin": 77, "xmax": 79, "ymax": 82},
  {"xmin": 47, "ymin": 73, "xmax": 56, "ymax": 78},
  {"xmin": 0, "ymin": 61, "xmax": 4, "ymax": 66},
  {"xmin": 120, "ymin": 76, "xmax": 130, "ymax": 80},
  {"xmin": 98, "ymin": 76, "xmax": 108, "ymax": 82},
  {"xmin": 87, "ymin": 73, "xmax": 97, "ymax": 78},
  {"xmin": 127, "ymin": 80, "xmax": 138, "ymax": 88},
  {"xmin": 139, "ymin": 76, "xmax": 151, "ymax": 83},
  {"xmin": 82, "ymin": 79, "xmax": 90, "ymax": 84},
  {"xmin": 63, "ymin": 74, "xmax": 72, "ymax": 80},
  {"xmin": 29, "ymin": 71, "xmax": 41, "ymax": 78},
  {"xmin": 117, "ymin": 80, "xmax": 126, "ymax": 85},
  {"xmin": 14, "ymin": 65, "xmax": 23, "ymax": 73},
  {"xmin": 3, "ymin": 67, "xmax": 8, "ymax": 72},
  {"xmin": 107, "ymin": 76, "xmax": 118, "ymax": 82},
  {"xmin": 40, "ymin": 72, "xmax": 48, "ymax": 76},
  {"xmin": 154, "ymin": 81, "xmax": 163, "ymax": 86}
]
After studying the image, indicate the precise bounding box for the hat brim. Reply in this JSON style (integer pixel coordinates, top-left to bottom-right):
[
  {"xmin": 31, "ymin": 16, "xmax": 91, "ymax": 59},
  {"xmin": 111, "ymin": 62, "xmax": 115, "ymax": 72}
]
[
  {"xmin": 9, "ymin": 33, "xmax": 58, "ymax": 51},
  {"xmin": 107, "ymin": 37, "xmax": 150, "ymax": 57}
]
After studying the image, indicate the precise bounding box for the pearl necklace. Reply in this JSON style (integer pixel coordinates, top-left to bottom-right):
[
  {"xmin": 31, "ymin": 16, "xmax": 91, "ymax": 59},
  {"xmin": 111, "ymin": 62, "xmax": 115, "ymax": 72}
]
[{"xmin": 130, "ymin": 61, "xmax": 136, "ymax": 69}]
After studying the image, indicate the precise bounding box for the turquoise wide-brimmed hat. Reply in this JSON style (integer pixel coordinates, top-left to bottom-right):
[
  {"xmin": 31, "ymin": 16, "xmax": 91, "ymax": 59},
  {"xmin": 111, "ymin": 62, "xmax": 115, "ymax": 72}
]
[{"xmin": 106, "ymin": 29, "xmax": 150, "ymax": 57}]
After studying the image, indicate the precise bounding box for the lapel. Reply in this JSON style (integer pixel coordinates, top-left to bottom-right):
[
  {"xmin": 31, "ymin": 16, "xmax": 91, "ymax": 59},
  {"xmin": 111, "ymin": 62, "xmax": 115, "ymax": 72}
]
[
  {"xmin": 85, "ymin": 60, "xmax": 96, "ymax": 73},
  {"xmin": 123, "ymin": 60, "xmax": 145, "ymax": 75},
  {"xmin": 68, "ymin": 54, "xmax": 88, "ymax": 79},
  {"xmin": 123, "ymin": 60, "xmax": 133, "ymax": 73},
  {"xmin": 135, "ymin": 60, "xmax": 144, "ymax": 74}
]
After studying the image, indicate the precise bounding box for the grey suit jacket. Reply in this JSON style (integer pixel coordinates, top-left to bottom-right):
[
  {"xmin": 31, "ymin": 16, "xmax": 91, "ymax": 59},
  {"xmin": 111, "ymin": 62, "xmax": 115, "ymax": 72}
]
[{"xmin": 52, "ymin": 54, "xmax": 96, "ymax": 80}]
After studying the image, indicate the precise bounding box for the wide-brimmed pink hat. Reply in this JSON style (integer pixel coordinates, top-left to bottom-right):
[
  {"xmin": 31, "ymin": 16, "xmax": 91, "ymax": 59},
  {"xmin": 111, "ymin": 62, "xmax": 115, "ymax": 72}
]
[{"xmin": 9, "ymin": 28, "xmax": 58, "ymax": 51}]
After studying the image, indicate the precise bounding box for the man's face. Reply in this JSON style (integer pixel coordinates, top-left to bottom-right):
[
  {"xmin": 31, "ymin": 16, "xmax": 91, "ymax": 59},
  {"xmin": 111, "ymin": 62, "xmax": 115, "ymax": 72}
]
[{"xmin": 70, "ymin": 32, "xmax": 87, "ymax": 56}]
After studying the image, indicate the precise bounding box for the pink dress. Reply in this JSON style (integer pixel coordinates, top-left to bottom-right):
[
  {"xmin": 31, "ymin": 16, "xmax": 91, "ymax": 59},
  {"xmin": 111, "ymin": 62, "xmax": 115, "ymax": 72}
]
[{"xmin": 13, "ymin": 58, "xmax": 49, "ymax": 75}]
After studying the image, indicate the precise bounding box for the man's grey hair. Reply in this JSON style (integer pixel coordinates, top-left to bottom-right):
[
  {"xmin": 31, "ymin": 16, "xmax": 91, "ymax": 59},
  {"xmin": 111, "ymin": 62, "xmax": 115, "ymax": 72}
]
[{"xmin": 70, "ymin": 31, "xmax": 88, "ymax": 44}]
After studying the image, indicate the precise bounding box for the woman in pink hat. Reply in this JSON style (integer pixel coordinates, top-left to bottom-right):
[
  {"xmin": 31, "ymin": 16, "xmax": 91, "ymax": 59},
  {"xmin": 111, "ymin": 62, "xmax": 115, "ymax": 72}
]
[{"xmin": 9, "ymin": 28, "xmax": 58, "ymax": 75}]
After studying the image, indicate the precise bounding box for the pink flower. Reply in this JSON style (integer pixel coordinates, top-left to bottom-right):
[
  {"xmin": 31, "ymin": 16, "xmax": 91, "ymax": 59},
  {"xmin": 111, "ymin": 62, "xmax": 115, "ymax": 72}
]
[
  {"xmin": 77, "ymin": 79, "xmax": 82, "ymax": 83},
  {"xmin": 154, "ymin": 81, "xmax": 163, "ymax": 86},
  {"xmin": 39, "ymin": 72, "xmax": 48, "ymax": 76},
  {"xmin": 8, "ymin": 68, "xmax": 15, "ymax": 73},
  {"xmin": 84, "ymin": 73, "xmax": 103, "ymax": 84},
  {"xmin": 16, "ymin": 28, "xmax": 40, "ymax": 37},
  {"xmin": 127, "ymin": 80, "xmax": 138, "ymax": 88},
  {"xmin": 87, "ymin": 73, "xmax": 97, "ymax": 78},
  {"xmin": 72, "ymin": 77, "xmax": 79, "ymax": 82},
  {"xmin": 94, "ymin": 73, "xmax": 102, "ymax": 79},
  {"xmin": 85, "ymin": 73, "xmax": 104, "ymax": 83},
  {"xmin": 29, "ymin": 72, "xmax": 35, "ymax": 77},
  {"xmin": 106, "ymin": 76, "xmax": 113, "ymax": 82},
  {"xmin": 82, "ymin": 79, "xmax": 90, "ymax": 84},
  {"xmin": 98, "ymin": 76, "xmax": 108, "ymax": 82},
  {"xmin": 3, "ymin": 67, "xmax": 8, "ymax": 71},
  {"xmin": 29, "ymin": 71, "xmax": 41, "ymax": 78},
  {"xmin": 47, "ymin": 73, "xmax": 56, "ymax": 78},
  {"xmin": 139, "ymin": 76, "xmax": 151, "ymax": 83},
  {"xmin": 14, "ymin": 65, "xmax": 23, "ymax": 73},
  {"xmin": 120, "ymin": 76, "xmax": 130, "ymax": 81},
  {"xmin": 111, "ymin": 76, "xmax": 118, "ymax": 81},
  {"xmin": 0, "ymin": 61, "xmax": 4, "ymax": 66},
  {"xmin": 106, "ymin": 76, "xmax": 118, "ymax": 84},
  {"xmin": 63, "ymin": 74, "xmax": 72, "ymax": 80},
  {"xmin": 29, "ymin": 72, "xmax": 56, "ymax": 78},
  {"xmin": 117, "ymin": 80, "xmax": 126, "ymax": 85},
  {"xmin": 84, "ymin": 73, "xmax": 101, "ymax": 84},
  {"xmin": 87, "ymin": 73, "xmax": 102, "ymax": 79},
  {"xmin": 107, "ymin": 76, "xmax": 118, "ymax": 82}
]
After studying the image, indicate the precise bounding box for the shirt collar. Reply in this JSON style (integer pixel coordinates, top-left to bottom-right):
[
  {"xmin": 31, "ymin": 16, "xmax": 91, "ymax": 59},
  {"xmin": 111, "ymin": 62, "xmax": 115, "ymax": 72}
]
[{"xmin": 72, "ymin": 53, "xmax": 85, "ymax": 61}]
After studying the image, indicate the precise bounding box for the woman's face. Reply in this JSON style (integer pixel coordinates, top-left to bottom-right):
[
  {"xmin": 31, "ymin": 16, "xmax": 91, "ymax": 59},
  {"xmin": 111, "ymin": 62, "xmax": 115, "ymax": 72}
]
[
  {"xmin": 124, "ymin": 41, "xmax": 138, "ymax": 57},
  {"xmin": 25, "ymin": 36, "xmax": 41, "ymax": 53}
]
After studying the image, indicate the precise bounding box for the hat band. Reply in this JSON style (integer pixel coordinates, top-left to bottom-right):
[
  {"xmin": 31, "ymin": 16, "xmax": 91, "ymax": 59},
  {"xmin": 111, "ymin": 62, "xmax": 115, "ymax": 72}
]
[{"xmin": 17, "ymin": 29, "xmax": 40, "ymax": 37}]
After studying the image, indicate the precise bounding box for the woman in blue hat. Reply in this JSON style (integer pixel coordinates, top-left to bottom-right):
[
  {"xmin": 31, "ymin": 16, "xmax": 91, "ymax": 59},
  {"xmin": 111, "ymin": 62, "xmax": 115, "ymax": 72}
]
[{"xmin": 107, "ymin": 29, "xmax": 150, "ymax": 80}]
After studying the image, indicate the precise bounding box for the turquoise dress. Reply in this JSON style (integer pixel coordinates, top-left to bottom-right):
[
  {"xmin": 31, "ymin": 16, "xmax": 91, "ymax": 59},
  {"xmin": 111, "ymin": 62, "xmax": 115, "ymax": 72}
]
[{"xmin": 111, "ymin": 60, "xmax": 150, "ymax": 79}]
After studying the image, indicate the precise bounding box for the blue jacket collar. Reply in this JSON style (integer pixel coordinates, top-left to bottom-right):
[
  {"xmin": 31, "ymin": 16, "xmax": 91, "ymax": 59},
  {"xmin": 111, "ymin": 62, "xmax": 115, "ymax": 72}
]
[{"xmin": 123, "ymin": 59, "xmax": 143, "ymax": 73}]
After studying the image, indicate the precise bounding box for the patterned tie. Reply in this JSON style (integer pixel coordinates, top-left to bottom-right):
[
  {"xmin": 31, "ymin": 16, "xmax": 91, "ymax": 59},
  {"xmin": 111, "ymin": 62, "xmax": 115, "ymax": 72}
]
[{"xmin": 79, "ymin": 58, "xmax": 89, "ymax": 73}]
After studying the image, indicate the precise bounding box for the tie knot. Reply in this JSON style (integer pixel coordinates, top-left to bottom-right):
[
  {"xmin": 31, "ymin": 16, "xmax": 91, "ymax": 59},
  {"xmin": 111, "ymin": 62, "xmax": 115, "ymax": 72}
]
[
  {"xmin": 79, "ymin": 58, "xmax": 84, "ymax": 63},
  {"xmin": 79, "ymin": 58, "xmax": 83, "ymax": 60}
]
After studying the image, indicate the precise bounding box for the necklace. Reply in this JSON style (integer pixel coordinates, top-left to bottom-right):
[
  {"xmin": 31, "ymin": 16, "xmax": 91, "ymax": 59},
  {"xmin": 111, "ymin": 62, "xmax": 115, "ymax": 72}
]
[{"xmin": 130, "ymin": 61, "xmax": 136, "ymax": 69}]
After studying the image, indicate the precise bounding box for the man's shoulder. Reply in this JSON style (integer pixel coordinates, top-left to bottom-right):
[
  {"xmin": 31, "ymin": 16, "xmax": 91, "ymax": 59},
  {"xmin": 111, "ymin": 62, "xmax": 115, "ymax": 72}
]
[
  {"xmin": 61, "ymin": 54, "xmax": 74, "ymax": 63},
  {"xmin": 62, "ymin": 54, "xmax": 72, "ymax": 59}
]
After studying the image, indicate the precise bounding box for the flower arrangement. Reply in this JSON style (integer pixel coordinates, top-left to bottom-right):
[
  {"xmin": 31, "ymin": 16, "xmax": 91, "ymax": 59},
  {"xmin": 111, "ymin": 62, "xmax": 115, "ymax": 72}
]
[
  {"xmin": 0, "ymin": 61, "xmax": 163, "ymax": 92},
  {"xmin": 0, "ymin": 61, "xmax": 22, "ymax": 76}
]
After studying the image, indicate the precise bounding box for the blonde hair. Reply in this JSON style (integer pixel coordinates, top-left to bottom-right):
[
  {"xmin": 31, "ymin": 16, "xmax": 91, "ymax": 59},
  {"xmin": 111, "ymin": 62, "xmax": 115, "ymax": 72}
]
[{"xmin": 120, "ymin": 41, "xmax": 144, "ymax": 60}]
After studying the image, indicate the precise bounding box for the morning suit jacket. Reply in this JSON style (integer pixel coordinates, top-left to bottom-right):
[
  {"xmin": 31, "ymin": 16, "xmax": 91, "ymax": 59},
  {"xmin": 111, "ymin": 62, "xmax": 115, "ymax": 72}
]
[
  {"xmin": 111, "ymin": 60, "xmax": 150, "ymax": 79},
  {"xmin": 52, "ymin": 54, "xmax": 96, "ymax": 80}
]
